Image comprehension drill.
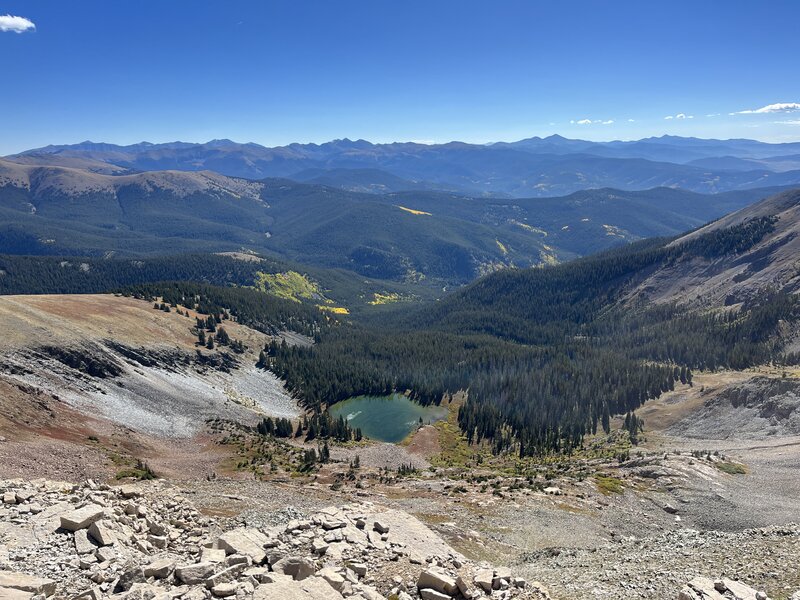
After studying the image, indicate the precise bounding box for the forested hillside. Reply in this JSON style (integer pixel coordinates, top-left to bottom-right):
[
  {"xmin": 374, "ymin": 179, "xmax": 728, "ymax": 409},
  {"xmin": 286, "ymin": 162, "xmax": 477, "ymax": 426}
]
[
  {"xmin": 0, "ymin": 156, "xmax": 791, "ymax": 285},
  {"xmin": 0, "ymin": 253, "xmax": 424, "ymax": 314},
  {"xmin": 262, "ymin": 199, "xmax": 800, "ymax": 456}
]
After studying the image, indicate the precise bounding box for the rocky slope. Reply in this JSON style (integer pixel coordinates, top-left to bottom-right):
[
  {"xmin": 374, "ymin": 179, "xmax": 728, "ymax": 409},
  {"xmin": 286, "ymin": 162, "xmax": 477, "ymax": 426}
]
[
  {"xmin": 667, "ymin": 376, "xmax": 800, "ymax": 440},
  {"xmin": 0, "ymin": 478, "xmax": 547, "ymax": 600},
  {"xmin": 0, "ymin": 294, "xmax": 298, "ymax": 481},
  {"xmin": 631, "ymin": 188, "xmax": 800, "ymax": 306}
]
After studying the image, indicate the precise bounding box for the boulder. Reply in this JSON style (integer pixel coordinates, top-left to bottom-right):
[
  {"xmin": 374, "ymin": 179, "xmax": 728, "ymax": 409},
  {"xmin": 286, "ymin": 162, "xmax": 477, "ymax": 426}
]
[
  {"xmin": 311, "ymin": 538, "xmax": 329, "ymax": 555},
  {"xmin": 211, "ymin": 583, "xmax": 238, "ymax": 597},
  {"xmin": 112, "ymin": 565, "xmax": 145, "ymax": 593},
  {"xmin": 201, "ymin": 547, "xmax": 227, "ymax": 563},
  {"xmin": 59, "ymin": 505, "xmax": 105, "ymax": 532},
  {"xmin": 74, "ymin": 530, "xmax": 98, "ymax": 555},
  {"xmin": 373, "ymin": 520, "xmax": 390, "ymax": 534},
  {"xmin": 117, "ymin": 485, "xmax": 140, "ymax": 498},
  {"xmin": 143, "ymin": 557, "xmax": 175, "ymax": 579},
  {"xmin": 0, "ymin": 588, "xmax": 35, "ymax": 600},
  {"xmin": 420, "ymin": 590, "xmax": 451, "ymax": 600},
  {"xmin": 95, "ymin": 546, "xmax": 116, "ymax": 563},
  {"xmin": 349, "ymin": 562, "xmax": 368, "ymax": 578},
  {"xmin": 253, "ymin": 576, "xmax": 344, "ymax": 600},
  {"xmin": 216, "ymin": 528, "xmax": 270, "ymax": 564},
  {"xmin": 720, "ymin": 578, "xmax": 765, "ymax": 600},
  {"xmin": 680, "ymin": 577, "xmax": 729, "ymax": 600},
  {"xmin": 474, "ymin": 569, "xmax": 494, "ymax": 593},
  {"xmin": 455, "ymin": 574, "xmax": 474, "ymax": 597},
  {"xmin": 87, "ymin": 521, "xmax": 116, "ymax": 546},
  {"xmin": 318, "ymin": 568, "xmax": 346, "ymax": 592},
  {"xmin": 417, "ymin": 568, "xmax": 457, "ymax": 596},
  {"xmin": 272, "ymin": 556, "xmax": 316, "ymax": 581},
  {"xmin": 493, "ymin": 566, "xmax": 512, "ymax": 589},
  {"xmin": 175, "ymin": 561, "xmax": 216, "ymax": 584},
  {"xmin": 0, "ymin": 572, "xmax": 56, "ymax": 596},
  {"xmin": 206, "ymin": 564, "xmax": 246, "ymax": 588}
]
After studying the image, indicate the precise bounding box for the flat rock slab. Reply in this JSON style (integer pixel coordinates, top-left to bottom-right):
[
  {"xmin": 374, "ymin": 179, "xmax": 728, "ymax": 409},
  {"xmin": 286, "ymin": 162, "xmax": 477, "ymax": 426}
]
[
  {"xmin": 0, "ymin": 571, "xmax": 57, "ymax": 596},
  {"xmin": 420, "ymin": 589, "xmax": 452, "ymax": 600},
  {"xmin": 59, "ymin": 505, "xmax": 105, "ymax": 532},
  {"xmin": 0, "ymin": 587, "xmax": 34, "ymax": 600},
  {"xmin": 216, "ymin": 528, "xmax": 270, "ymax": 564},
  {"xmin": 175, "ymin": 562, "xmax": 216, "ymax": 585},
  {"xmin": 253, "ymin": 577, "xmax": 344, "ymax": 600},
  {"xmin": 418, "ymin": 567, "xmax": 457, "ymax": 596},
  {"xmin": 366, "ymin": 508, "xmax": 460, "ymax": 561}
]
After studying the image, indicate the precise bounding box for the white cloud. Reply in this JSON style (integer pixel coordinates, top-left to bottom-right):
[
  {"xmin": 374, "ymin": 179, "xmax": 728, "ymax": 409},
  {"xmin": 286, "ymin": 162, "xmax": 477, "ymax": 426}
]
[
  {"xmin": 664, "ymin": 116, "xmax": 674, "ymax": 120},
  {"xmin": 627, "ymin": 118, "xmax": 635, "ymax": 122},
  {"xmin": 706, "ymin": 113, "xmax": 720, "ymax": 117},
  {"xmin": 0, "ymin": 14, "xmax": 35, "ymax": 33},
  {"xmin": 665, "ymin": 113, "xmax": 694, "ymax": 120},
  {"xmin": 571, "ymin": 118, "xmax": 613, "ymax": 125},
  {"xmin": 774, "ymin": 120, "xmax": 800, "ymax": 126},
  {"xmin": 736, "ymin": 102, "xmax": 800, "ymax": 114}
]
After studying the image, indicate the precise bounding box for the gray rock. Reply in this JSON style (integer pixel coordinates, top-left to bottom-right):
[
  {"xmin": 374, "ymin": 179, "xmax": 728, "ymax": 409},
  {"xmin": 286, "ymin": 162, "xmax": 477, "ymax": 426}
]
[
  {"xmin": 0, "ymin": 572, "xmax": 57, "ymax": 596},
  {"xmin": 143, "ymin": 557, "xmax": 175, "ymax": 579},
  {"xmin": 373, "ymin": 520, "xmax": 390, "ymax": 534},
  {"xmin": 211, "ymin": 583, "xmax": 238, "ymax": 597},
  {"xmin": 216, "ymin": 528, "xmax": 270, "ymax": 564},
  {"xmin": 87, "ymin": 521, "xmax": 115, "ymax": 546},
  {"xmin": 318, "ymin": 568, "xmax": 346, "ymax": 592},
  {"xmin": 252, "ymin": 576, "xmax": 344, "ymax": 599},
  {"xmin": 206, "ymin": 564, "xmax": 246, "ymax": 588},
  {"xmin": 474, "ymin": 569, "xmax": 494, "ymax": 593},
  {"xmin": 272, "ymin": 556, "xmax": 316, "ymax": 581},
  {"xmin": 95, "ymin": 546, "xmax": 116, "ymax": 563},
  {"xmin": 419, "ymin": 590, "xmax": 451, "ymax": 600},
  {"xmin": 59, "ymin": 505, "xmax": 105, "ymax": 532},
  {"xmin": 175, "ymin": 561, "xmax": 216, "ymax": 584},
  {"xmin": 74, "ymin": 530, "xmax": 98, "ymax": 555},
  {"xmin": 112, "ymin": 565, "xmax": 145, "ymax": 593},
  {"xmin": 417, "ymin": 568, "xmax": 457, "ymax": 596},
  {"xmin": 350, "ymin": 562, "xmax": 368, "ymax": 578}
]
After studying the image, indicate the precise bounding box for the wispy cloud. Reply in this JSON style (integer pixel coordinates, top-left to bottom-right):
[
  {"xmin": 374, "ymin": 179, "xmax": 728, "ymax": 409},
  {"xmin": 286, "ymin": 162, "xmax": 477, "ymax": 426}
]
[
  {"xmin": 570, "ymin": 118, "xmax": 614, "ymax": 125},
  {"xmin": 706, "ymin": 113, "xmax": 721, "ymax": 117},
  {"xmin": 0, "ymin": 14, "xmax": 35, "ymax": 33},
  {"xmin": 664, "ymin": 113, "xmax": 693, "ymax": 120},
  {"xmin": 734, "ymin": 102, "xmax": 800, "ymax": 115},
  {"xmin": 627, "ymin": 118, "xmax": 635, "ymax": 122},
  {"xmin": 774, "ymin": 120, "xmax": 800, "ymax": 126}
]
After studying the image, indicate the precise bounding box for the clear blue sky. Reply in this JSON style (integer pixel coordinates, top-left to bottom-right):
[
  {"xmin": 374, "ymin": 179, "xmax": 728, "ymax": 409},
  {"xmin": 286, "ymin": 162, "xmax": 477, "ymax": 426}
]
[{"xmin": 2, "ymin": 0, "xmax": 800, "ymax": 154}]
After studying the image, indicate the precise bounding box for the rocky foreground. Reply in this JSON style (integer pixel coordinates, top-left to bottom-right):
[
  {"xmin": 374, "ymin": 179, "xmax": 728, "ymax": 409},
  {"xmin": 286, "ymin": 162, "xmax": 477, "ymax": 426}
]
[{"xmin": 0, "ymin": 479, "xmax": 550, "ymax": 600}]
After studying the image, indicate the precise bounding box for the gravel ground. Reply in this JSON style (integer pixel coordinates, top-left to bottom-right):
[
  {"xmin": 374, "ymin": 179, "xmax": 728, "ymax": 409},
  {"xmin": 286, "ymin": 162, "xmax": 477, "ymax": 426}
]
[
  {"xmin": 521, "ymin": 524, "xmax": 800, "ymax": 600},
  {"xmin": 329, "ymin": 440, "xmax": 432, "ymax": 470}
]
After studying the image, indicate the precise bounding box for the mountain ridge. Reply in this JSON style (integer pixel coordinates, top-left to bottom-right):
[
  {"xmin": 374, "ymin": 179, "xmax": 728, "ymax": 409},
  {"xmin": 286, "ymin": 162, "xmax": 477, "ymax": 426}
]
[{"xmin": 9, "ymin": 135, "xmax": 800, "ymax": 198}]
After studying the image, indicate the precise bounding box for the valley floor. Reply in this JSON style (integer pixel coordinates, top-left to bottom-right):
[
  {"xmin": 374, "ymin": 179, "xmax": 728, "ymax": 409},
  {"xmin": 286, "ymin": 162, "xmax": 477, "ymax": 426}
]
[{"xmin": 1, "ymin": 295, "xmax": 799, "ymax": 599}]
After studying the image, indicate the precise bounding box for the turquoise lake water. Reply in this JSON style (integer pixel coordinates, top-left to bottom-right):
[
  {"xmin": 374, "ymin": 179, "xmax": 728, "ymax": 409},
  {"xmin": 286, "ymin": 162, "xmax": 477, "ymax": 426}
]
[{"xmin": 328, "ymin": 393, "xmax": 449, "ymax": 443}]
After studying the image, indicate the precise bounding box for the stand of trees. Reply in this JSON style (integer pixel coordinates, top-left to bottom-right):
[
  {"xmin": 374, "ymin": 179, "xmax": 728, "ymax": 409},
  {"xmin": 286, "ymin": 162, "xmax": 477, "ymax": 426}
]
[{"xmin": 265, "ymin": 217, "xmax": 798, "ymax": 456}]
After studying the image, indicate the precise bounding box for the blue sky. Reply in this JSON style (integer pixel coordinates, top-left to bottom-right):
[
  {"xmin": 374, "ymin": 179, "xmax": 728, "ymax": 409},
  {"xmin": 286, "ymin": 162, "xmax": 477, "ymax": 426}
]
[{"xmin": 2, "ymin": 0, "xmax": 800, "ymax": 154}]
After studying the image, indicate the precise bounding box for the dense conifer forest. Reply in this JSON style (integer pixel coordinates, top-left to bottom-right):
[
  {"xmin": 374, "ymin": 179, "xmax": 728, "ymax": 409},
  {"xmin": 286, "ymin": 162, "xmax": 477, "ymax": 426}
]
[
  {"xmin": 121, "ymin": 281, "xmax": 328, "ymax": 338},
  {"xmin": 263, "ymin": 216, "xmax": 799, "ymax": 455},
  {"xmin": 1, "ymin": 214, "xmax": 796, "ymax": 455}
]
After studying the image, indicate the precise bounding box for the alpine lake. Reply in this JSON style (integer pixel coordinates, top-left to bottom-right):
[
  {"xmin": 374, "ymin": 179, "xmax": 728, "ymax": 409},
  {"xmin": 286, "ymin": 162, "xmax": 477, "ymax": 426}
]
[{"xmin": 327, "ymin": 393, "xmax": 449, "ymax": 443}]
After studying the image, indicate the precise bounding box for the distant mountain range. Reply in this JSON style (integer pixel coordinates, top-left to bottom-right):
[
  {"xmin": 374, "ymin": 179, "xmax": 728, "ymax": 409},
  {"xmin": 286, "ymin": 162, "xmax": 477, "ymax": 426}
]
[
  {"xmin": 8, "ymin": 135, "xmax": 800, "ymax": 198},
  {"xmin": 0, "ymin": 157, "xmax": 793, "ymax": 285}
]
